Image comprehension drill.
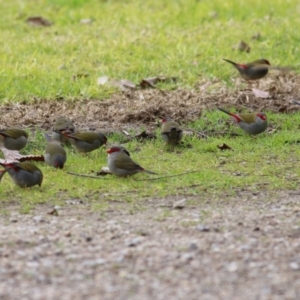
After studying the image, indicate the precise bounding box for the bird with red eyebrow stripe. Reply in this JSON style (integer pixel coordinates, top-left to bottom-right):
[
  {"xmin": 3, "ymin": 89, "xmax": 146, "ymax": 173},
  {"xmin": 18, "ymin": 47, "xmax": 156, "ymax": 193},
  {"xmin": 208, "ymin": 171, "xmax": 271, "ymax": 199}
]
[
  {"xmin": 0, "ymin": 162, "xmax": 43, "ymax": 188},
  {"xmin": 106, "ymin": 146, "xmax": 156, "ymax": 177},
  {"xmin": 223, "ymin": 58, "xmax": 271, "ymax": 81},
  {"xmin": 217, "ymin": 108, "xmax": 268, "ymax": 135}
]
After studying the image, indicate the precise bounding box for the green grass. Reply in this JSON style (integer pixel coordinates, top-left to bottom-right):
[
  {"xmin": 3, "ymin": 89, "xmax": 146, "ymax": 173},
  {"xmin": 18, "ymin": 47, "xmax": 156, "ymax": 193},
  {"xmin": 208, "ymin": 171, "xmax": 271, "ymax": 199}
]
[
  {"xmin": 1, "ymin": 0, "xmax": 300, "ymax": 102},
  {"xmin": 1, "ymin": 110, "xmax": 300, "ymax": 213},
  {"xmin": 1, "ymin": 0, "xmax": 300, "ymax": 212}
]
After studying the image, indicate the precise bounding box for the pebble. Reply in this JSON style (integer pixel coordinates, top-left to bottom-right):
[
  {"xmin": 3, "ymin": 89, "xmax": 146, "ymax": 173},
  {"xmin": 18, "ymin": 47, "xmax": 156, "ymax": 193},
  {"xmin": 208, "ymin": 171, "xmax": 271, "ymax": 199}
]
[
  {"xmin": 197, "ymin": 224, "xmax": 210, "ymax": 232},
  {"xmin": 189, "ymin": 242, "xmax": 198, "ymax": 251},
  {"xmin": 82, "ymin": 258, "xmax": 106, "ymax": 267},
  {"xmin": 290, "ymin": 262, "xmax": 299, "ymax": 270},
  {"xmin": 173, "ymin": 199, "xmax": 186, "ymax": 209},
  {"xmin": 33, "ymin": 216, "xmax": 45, "ymax": 223},
  {"xmin": 227, "ymin": 261, "xmax": 238, "ymax": 272},
  {"xmin": 126, "ymin": 237, "xmax": 141, "ymax": 247}
]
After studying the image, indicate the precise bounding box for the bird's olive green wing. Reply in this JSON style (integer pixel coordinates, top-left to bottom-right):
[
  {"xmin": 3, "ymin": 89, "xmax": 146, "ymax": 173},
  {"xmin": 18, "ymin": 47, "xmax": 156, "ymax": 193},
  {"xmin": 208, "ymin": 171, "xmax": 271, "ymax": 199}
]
[
  {"xmin": 162, "ymin": 121, "xmax": 181, "ymax": 133},
  {"xmin": 114, "ymin": 155, "xmax": 142, "ymax": 171},
  {"xmin": 0, "ymin": 129, "xmax": 28, "ymax": 139},
  {"xmin": 18, "ymin": 162, "xmax": 40, "ymax": 172},
  {"xmin": 68, "ymin": 132, "xmax": 99, "ymax": 144},
  {"xmin": 249, "ymin": 59, "xmax": 270, "ymax": 66},
  {"xmin": 239, "ymin": 114, "xmax": 256, "ymax": 124},
  {"xmin": 46, "ymin": 143, "xmax": 66, "ymax": 155}
]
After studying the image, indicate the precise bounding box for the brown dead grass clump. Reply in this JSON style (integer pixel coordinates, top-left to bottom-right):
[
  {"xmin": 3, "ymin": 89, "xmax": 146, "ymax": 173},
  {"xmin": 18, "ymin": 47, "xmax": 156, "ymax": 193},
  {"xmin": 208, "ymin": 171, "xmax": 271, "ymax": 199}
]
[{"xmin": 1, "ymin": 72, "xmax": 300, "ymax": 132}]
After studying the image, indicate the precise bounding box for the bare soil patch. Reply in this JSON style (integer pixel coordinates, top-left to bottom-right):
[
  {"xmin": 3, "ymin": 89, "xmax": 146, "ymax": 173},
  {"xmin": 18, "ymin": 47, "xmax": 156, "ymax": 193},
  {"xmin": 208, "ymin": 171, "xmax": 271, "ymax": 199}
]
[{"xmin": 1, "ymin": 73, "xmax": 300, "ymax": 133}]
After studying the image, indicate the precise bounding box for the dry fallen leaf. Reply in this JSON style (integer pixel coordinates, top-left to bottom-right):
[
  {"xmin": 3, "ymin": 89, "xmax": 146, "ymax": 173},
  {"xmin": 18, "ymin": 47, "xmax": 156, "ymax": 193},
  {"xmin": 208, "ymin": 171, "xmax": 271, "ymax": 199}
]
[
  {"xmin": 217, "ymin": 143, "xmax": 233, "ymax": 151},
  {"xmin": 0, "ymin": 147, "xmax": 44, "ymax": 163},
  {"xmin": 97, "ymin": 76, "xmax": 136, "ymax": 91},
  {"xmin": 122, "ymin": 130, "xmax": 157, "ymax": 143},
  {"xmin": 26, "ymin": 16, "xmax": 52, "ymax": 27},
  {"xmin": 233, "ymin": 40, "xmax": 251, "ymax": 53},
  {"xmin": 48, "ymin": 208, "xmax": 59, "ymax": 216},
  {"xmin": 80, "ymin": 19, "xmax": 93, "ymax": 25},
  {"xmin": 173, "ymin": 198, "xmax": 186, "ymax": 209},
  {"xmin": 97, "ymin": 76, "xmax": 110, "ymax": 85},
  {"xmin": 252, "ymin": 88, "xmax": 270, "ymax": 98},
  {"xmin": 278, "ymin": 105, "xmax": 288, "ymax": 113},
  {"xmin": 97, "ymin": 167, "xmax": 112, "ymax": 176},
  {"xmin": 134, "ymin": 130, "xmax": 156, "ymax": 141},
  {"xmin": 140, "ymin": 78, "xmax": 157, "ymax": 89},
  {"xmin": 139, "ymin": 77, "xmax": 177, "ymax": 89},
  {"xmin": 111, "ymin": 79, "xmax": 136, "ymax": 91},
  {"xmin": 19, "ymin": 155, "xmax": 45, "ymax": 162},
  {"xmin": 251, "ymin": 32, "xmax": 261, "ymax": 40},
  {"xmin": 122, "ymin": 130, "xmax": 130, "ymax": 136}
]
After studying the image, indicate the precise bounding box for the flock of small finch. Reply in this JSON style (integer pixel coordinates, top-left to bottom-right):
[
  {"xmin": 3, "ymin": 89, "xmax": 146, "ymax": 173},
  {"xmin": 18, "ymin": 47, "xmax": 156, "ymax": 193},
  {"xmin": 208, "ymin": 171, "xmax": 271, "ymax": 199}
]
[{"xmin": 0, "ymin": 58, "xmax": 299, "ymax": 188}]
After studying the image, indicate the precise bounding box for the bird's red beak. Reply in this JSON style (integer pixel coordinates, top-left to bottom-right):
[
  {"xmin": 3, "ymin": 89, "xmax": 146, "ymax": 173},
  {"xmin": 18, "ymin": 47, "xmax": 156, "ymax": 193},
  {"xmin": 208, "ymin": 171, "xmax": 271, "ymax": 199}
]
[
  {"xmin": 106, "ymin": 147, "xmax": 120, "ymax": 154},
  {"xmin": 257, "ymin": 113, "xmax": 266, "ymax": 121}
]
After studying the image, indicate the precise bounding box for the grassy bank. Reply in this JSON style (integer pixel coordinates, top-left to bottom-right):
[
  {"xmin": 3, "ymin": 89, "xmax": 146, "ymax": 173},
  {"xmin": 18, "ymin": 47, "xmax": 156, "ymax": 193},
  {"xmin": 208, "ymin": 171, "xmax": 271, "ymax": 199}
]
[{"xmin": 0, "ymin": 0, "xmax": 299, "ymax": 102}]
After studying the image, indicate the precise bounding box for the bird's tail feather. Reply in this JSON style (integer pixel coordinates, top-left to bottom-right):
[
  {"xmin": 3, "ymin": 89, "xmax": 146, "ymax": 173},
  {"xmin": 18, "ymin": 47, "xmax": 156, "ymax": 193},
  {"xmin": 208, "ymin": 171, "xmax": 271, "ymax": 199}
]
[{"xmin": 222, "ymin": 58, "xmax": 237, "ymax": 65}]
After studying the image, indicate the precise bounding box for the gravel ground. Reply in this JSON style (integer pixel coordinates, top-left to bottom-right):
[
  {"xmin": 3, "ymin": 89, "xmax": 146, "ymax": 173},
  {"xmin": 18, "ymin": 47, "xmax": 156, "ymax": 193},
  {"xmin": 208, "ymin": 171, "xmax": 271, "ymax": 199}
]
[{"xmin": 1, "ymin": 190, "xmax": 300, "ymax": 300}]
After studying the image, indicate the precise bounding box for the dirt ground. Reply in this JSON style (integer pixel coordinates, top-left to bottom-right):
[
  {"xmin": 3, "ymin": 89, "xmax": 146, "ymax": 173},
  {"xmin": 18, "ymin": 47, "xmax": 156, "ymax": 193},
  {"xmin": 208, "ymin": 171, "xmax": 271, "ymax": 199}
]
[
  {"xmin": 0, "ymin": 191, "xmax": 300, "ymax": 300},
  {"xmin": 1, "ymin": 72, "xmax": 300, "ymax": 133},
  {"xmin": 1, "ymin": 74, "xmax": 300, "ymax": 299}
]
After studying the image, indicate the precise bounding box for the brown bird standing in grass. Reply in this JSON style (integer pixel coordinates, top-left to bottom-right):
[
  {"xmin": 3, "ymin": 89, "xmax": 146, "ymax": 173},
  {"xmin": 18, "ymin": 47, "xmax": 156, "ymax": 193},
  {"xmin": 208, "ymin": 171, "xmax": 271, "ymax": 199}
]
[
  {"xmin": 161, "ymin": 117, "xmax": 183, "ymax": 145},
  {"xmin": 223, "ymin": 58, "xmax": 271, "ymax": 81}
]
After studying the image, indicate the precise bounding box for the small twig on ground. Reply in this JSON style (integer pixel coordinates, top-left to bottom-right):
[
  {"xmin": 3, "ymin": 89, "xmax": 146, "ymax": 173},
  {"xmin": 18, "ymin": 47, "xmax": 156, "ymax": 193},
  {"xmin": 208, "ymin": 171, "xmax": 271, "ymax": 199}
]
[
  {"xmin": 134, "ymin": 170, "xmax": 202, "ymax": 181},
  {"xmin": 67, "ymin": 170, "xmax": 201, "ymax": 181},
  {"xmin": 67, "ymin": 171, "xmax": 107, "ymax": 179}
]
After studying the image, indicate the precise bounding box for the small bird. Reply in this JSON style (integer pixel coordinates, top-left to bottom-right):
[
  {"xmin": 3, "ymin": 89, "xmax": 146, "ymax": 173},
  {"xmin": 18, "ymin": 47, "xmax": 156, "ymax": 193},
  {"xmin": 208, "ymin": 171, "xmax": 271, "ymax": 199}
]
[
  {"xmin": 60, "ymin": 131, "xmax": 107, "ymax": 153},
  {"xmin": 44, "ymin": 133, "xmax": 67, "ymax": 169},
  {"xmin": 161, "ymin": 117, "xmax": 183, "ymax": 145},
  {"xmin": 223, "ymin": 58, "xmax": 271, "ymax": 81},
  {"xmin": 107, "ymin": 146, "xmax": 156, "ymax": 176},
  {"xmin": 0, "ymin": 128, "xmax": 28, "ymax": 150},
  {"xmin": 0, "ymin": 162, "xmax": 43, "ymax": 188},
  {"xmin": 218, "ymin": 108, "xmax": 268, "ymax": 135},
  {"xmin": 52, "ymin": 116, "xmax": 76, "ymax": 145}
]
